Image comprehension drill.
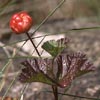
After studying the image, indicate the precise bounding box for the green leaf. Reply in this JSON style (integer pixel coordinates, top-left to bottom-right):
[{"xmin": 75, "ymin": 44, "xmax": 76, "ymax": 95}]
[
  {"xmin": 23, "ymin": 72, "xmax": 54, "ymax": 85},
  {"xmin": 42, "ymin": 40, "xmax": 65, "ymax": 57}
]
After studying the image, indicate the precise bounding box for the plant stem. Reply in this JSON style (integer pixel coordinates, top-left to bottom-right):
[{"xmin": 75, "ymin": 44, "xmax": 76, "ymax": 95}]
[
  {"xmin": 52, "ymin": 85, "xmax": 58, "ymax": 100},
  {"xmin": 25, "ymin": 32, "xmax": 41, "ymax": 57},
  {"xmin": 44, "ymin": 91, "xmax": 100, "ymax": 100}
]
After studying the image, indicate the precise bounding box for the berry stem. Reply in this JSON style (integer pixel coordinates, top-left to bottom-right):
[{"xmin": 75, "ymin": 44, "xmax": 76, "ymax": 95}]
[
  {"xmin": 52, "ymin": 85, "xmax": 58, "ymax": 100},
  {"xmin": 25, "ymin": 32, "xmax": 41, "ymax": 57}
]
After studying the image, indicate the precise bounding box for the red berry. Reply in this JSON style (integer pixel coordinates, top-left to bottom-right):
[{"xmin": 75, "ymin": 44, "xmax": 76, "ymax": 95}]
[{"xmin": 10, "ymin": 11, "xmax": 33, "ymax": 34}]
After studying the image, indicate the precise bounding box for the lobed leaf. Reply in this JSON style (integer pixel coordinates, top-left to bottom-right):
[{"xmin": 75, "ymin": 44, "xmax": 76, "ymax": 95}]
[
  {"xmin": 57, "ymin": 52, "xmax": 95, "ymax": 87},
  {"xmin": 19, "ymin": 58, "xmax": 57, "ymax": 85},
  {"xmin": 42, "ymin": 37, "xmax": 71, "ymax": 57}
]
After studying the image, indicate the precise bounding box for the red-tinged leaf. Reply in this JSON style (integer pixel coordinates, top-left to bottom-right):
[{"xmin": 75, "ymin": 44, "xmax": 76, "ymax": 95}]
[
  {"xmin": 57, "ymin": 52, "xmax": 95, "ymax": 88},
  {"xmin": 19, "ymin": 58, "xmax": 58, "ymax": 85}
]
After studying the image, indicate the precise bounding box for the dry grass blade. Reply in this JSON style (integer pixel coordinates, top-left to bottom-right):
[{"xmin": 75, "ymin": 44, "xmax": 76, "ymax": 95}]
[
  {"xmin": 0, "ymin": 49, "xmax": 16, "ymax": 92},
  {"xmin": 2, "ymin": 72, "xmax": 20, "ymax": 100}
]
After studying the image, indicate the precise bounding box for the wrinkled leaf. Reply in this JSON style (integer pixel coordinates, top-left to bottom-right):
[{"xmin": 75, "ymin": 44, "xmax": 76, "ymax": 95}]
[
  {"xmin": 42, "ymin": 37, "xmax": 70, "ymax": 57},
  {"xmin": 20, "ymin": 72, "xmax": 54, "ymax": 85},
  {"xmin": 19, "ymin": 58, "xmax": 57, "ymax": 85},
  {"xmin": 57, "ymin": 52, "xmax": 95, "ymax": 87}
]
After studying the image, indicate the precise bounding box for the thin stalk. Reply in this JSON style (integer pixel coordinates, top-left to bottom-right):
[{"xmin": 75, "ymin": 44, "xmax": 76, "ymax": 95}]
[
  {"xmin": 52, "ymin": 85, "xmax": 58, "ymax": 100},
  {"xmin": 1, "ymin": 56, "xmax": 36, "ymax": 60},
  {"xmin": 44, "ymin": 91, "xmax": 100, "ymax": 100},
  {"xmin": 19, "ymin": 83, "xmax": 29, "ymax": 100},
  {"xmin": 25, "ymin": 32, "xmax": 41, "ymax": 57},
  {"xmin": 2, "ymin": 72, "xmax": 20, "ymax": 100},
  {"xmin": 32, "ymin": 35, "xmax": 46, "ymax": 55}
]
